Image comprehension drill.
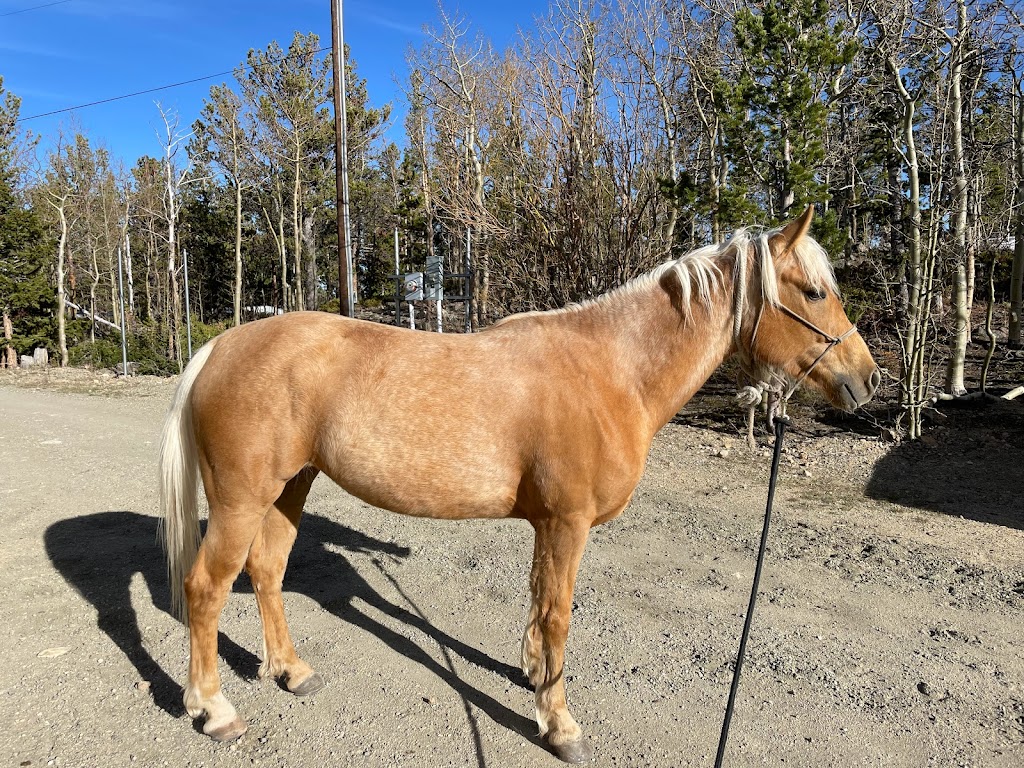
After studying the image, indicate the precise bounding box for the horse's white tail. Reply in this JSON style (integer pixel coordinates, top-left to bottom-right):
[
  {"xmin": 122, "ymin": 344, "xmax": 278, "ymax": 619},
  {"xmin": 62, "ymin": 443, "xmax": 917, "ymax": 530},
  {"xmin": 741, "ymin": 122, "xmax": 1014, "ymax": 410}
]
[{"xmin": 159, "ymin": 339, "xmax": 218, "ymax": 623}]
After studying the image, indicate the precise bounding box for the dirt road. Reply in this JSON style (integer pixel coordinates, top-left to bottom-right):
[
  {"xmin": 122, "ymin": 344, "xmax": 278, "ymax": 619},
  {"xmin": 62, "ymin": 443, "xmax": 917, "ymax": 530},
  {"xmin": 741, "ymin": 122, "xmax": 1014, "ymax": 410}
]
[{"xmin": 1, "ymin": 369, "xmax": 1022, "ymax": 767}]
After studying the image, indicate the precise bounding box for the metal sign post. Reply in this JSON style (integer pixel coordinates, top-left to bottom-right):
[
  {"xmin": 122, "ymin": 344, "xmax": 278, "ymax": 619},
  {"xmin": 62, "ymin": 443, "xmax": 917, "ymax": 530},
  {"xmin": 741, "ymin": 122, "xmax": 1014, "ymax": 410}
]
[
  {"xmin": 117, "ymin": 246, "xmax": 129, "ymax": 377},
  {"xmin": 426, "ymin": 253, "xmax": 443, "ymax": 333},
  {"xmin": 404, "ymin": 273, "xmax": 423, "ymax": 330},
  {"xmin": 182, "ymin": 247, "xmax": 193, "ymax": 361},
  {"xmin": 331, "ymin": 0, "xmax": 355, "ymax": 317},
  {"xmin": 465, "ymin": 227, "xmax": 472, "ymax": 333},
  {"xmin": 394, "ymin": 228, "xmax": 401, "ymax": 326}
]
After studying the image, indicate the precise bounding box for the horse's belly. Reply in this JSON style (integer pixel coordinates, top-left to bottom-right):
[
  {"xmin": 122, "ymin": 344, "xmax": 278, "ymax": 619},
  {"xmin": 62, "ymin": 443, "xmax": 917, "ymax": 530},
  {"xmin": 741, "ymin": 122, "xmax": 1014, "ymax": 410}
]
[
  {"xmin": 312, "ymin": 366, "xmax": 531, "ymax": 520},
  {"xmin": 315, "ymin": 439, "xmax": 521, "ymax": 521}
]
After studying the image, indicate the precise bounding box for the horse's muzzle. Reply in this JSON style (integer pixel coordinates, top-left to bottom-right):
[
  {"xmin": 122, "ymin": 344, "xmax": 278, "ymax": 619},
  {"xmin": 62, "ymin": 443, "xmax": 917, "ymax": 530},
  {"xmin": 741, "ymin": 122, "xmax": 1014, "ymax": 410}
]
[{"xmin": 838, "ymin": 367, "xmax": 881, "ymax": 411}]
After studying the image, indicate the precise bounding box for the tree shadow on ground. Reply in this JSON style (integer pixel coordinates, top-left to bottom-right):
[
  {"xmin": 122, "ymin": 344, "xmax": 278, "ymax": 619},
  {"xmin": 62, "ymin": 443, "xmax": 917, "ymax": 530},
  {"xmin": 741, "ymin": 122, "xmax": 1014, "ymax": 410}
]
[
  {"xmin": 864, "ymin": 400, "xmax": 1024, "ymax": 530},
  {"xmin": 45, "ymin": 510, "xmax": 538, "ymax": 761}
]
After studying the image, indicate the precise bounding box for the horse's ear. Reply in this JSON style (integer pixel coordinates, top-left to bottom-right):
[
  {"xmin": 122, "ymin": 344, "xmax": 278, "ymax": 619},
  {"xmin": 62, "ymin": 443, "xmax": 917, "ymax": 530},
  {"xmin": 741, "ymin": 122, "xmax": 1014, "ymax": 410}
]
[
  {"xmin": 658, "ymin": 267, "xmax": 686, "ymax": 315},
  {"xmin": 777, "ymin": 205, "xmax": 815, "ymax": 255}
]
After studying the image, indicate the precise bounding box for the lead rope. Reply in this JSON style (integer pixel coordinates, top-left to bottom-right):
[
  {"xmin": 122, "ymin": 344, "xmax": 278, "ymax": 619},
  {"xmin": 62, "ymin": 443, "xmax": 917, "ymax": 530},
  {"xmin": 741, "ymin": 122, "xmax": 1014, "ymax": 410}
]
[
  {"xmin": 717, "ymin": 239, "xmax": 860, "ymax": 765},
  {"xmin": 714, "ymin": 415, "xmax": 789, "ymax": 768}
]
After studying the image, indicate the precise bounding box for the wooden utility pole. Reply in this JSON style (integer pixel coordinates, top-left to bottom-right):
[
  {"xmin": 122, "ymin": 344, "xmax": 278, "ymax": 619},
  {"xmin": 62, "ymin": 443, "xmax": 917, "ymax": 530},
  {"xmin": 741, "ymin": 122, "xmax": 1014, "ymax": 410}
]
[{"xmin": 331, "ymin": 0, "xmax": 355, "ymax": 317}]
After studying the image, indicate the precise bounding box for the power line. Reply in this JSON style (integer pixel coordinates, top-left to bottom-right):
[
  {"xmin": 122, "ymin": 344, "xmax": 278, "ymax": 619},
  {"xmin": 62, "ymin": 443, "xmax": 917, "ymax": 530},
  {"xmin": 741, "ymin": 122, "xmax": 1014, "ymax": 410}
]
[
  {"xmin": 18, "ymin": 70, "xmax": 243, "ymax": 122},
  {"xmin": 16, "ymin": 46, "xmax": 329, "ymax": 123},
  {"xmin": 1, "ymin": 0, "xmax": 75, "ymax": 18}
]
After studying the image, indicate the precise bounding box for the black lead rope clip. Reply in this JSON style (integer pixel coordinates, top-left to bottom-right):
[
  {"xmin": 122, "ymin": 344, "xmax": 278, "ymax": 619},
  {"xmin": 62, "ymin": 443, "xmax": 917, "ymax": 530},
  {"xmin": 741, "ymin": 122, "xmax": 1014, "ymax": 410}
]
[{"xmin": 713, "ymin": 415, "xmax": 790, "ymax": 768}]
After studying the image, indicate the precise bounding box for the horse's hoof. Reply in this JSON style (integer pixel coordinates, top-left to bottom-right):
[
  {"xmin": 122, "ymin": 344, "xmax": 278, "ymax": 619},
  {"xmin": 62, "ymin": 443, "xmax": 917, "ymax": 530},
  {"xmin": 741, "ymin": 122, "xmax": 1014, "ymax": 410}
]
[
  {"xmin": 289, "ymin": 672, "xmax": 326, "ymax": 697},
  {"xmin": 205, "ymin": 715, "xmax": 247, "ymax": 742},
  {"xmin": 551, "ymin": 737, "xmax": 594, "ymax": 764}
]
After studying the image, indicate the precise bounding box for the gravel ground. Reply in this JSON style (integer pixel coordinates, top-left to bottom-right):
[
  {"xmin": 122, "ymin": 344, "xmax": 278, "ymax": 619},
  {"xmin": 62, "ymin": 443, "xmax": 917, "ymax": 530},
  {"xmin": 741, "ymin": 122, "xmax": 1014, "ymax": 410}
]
[{"xmin": 1, "ymin": 366, "xmax": 1022, "ymax": 768}]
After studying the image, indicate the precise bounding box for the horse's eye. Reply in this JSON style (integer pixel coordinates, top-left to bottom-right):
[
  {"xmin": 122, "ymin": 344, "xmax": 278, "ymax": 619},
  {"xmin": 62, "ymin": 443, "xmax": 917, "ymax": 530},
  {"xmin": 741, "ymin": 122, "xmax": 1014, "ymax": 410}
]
[{"xmin": 804, "ymin": 288, "xmax": 826, "ymax": 302}]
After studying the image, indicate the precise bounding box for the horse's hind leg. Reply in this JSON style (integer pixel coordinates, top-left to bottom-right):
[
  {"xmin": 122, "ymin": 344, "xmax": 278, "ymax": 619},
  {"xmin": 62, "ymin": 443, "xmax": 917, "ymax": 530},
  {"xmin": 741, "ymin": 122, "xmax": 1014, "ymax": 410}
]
[
  {"xmin": 522, "ymin": 513, "xmax": 594, "ymax": 764},
  {"xmin": 183, "ymin": 495, "xmax": 273, "ymax": 741},
  {"xmin": 245, "ymin": 467, "xmax": 324, "ymax": 695}
]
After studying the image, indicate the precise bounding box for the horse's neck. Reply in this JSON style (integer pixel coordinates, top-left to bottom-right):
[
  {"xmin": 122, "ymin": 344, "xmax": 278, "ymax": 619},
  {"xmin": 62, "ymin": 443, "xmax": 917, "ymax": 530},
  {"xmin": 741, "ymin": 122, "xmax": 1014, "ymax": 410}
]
[{"xmin": 577, "ymin": 278, "xmax": 736, "ymax": 434}]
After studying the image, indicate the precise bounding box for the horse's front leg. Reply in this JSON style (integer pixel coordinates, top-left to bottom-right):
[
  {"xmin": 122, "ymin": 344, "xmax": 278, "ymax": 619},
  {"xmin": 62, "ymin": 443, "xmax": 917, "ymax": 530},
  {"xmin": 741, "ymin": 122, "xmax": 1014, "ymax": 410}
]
[{"xmin": 522, "ymin": 513, "xmax": 594, "ymax": 763}]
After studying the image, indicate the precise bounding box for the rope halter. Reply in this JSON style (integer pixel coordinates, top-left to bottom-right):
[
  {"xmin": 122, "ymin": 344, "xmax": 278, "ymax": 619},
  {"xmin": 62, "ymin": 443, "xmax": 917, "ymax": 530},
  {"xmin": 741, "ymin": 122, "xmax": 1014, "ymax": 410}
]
[
  {"xmin": 773, "ymin": 303, "xmax": 859, "ymax": 402},
  {"xmin": 732, "ymin": 233, "xmax": 859, "ymax": 432}
]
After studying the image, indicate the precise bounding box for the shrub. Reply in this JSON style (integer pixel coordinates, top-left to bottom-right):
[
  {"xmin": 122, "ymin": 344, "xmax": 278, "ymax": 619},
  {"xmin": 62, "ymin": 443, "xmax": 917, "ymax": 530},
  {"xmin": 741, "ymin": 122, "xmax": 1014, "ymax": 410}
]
[{"xmin": 68, "ymin": 338, "xmax": 122, "ymax": 369}]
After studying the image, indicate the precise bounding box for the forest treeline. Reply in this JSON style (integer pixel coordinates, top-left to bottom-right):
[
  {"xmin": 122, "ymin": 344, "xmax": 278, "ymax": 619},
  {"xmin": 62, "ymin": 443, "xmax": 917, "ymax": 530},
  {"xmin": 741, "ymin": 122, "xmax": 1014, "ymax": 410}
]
[{"xmin": 1, "ymin": 0, "xmax": 1023, "ymax": 438}]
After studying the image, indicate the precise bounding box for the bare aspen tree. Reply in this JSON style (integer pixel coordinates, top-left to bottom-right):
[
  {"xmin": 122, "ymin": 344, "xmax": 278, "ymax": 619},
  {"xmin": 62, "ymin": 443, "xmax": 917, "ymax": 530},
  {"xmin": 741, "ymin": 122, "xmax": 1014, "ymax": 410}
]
[
  {"xmin": 678, "ymin": 1, "xmax": 737, "ymax": 244},
  {"xmin": 1010, "ymin": 17, "xmax": 1024, "ymax": 347},
  {"xmin": 100, "ymin": 170, "xmax": 124, "ymax": 329},
  {"xmin": 96, "ymin": 152, "xmax": 129, "ymax": 331},
  {"xmin": 129, "ymin": 156, "xmax": 165, "ymax": 324},
  {"xmin": 264, "ymin": 177, "xmax": 290, "ymax": 313},
  {"xmin": 1012, "ymin": 80, "xmax": 1024, "ymax": 348},
  {"xmin": 870, "ymin": 0, "xmax": 936, "ymax": 438},
  {"xmin": 598, "ymin": 8, "xmax": 681, "ymax": 283},
  {"xmin": 944, "ymin": 0, "xmax": 971, "ymax": 396},
  {"xmin": 241, "ymin": 34, "xmax": 332, "ymax": 313},
  {"xmin": 119, "ymin": 182, "xmax": 132, "ymax": 324},
  {"xmin": 523, "ymin": 1, "xmax": 612, "ymax": 301},
  {"xmin": 157, "ymin": 105, "xmax": 194, "ymax": 371},
  {"xmin": 39, "ymin": 131, "xmax": 76, "ymax": 367},
  {"xmin": 411, "ymin": 9, "xmax": 498, "ymax": 325},
  {"xmin": 407, "ymin": 69, "xmax": 436, "ymax": 270},
  {"xmin": 1, "ymin": 312, "xmax": 12, "ymax": 367},
  {"xmin": 194, "ymin": 85, "xmax": 254, "ymax": 326},
  {"xmin": 962, "ymin": 36, "xmax": 989, "ymax": 342},
  {"xmin": 485, "ymin": 52, "xmax": 557, "ymax": 310},
  {"xmin": 615, "ymin": 0, "xmax": 685, "ymax": 249}
]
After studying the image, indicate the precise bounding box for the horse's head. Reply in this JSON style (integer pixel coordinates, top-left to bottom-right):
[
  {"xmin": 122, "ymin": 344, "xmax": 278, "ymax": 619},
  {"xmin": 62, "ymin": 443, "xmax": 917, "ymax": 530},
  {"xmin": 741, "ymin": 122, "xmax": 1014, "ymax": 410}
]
[{"xmin": 743, "ymin": 206, "xmax": 880, "ymax": 412}]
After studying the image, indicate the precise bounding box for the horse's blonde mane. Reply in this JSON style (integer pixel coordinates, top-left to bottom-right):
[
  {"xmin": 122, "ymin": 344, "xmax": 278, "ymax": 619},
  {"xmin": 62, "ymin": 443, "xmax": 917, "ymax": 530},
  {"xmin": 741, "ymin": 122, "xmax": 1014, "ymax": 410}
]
[
  {"xmin": 750, "ymin": 227, "xmax": 838, "ymax": 306},
  {"xmin": 494, "ymin": 225, "xmax": 837, "ymax": 328},
  {"xmin": 551, "ymin": 226, "xmax": 835, "ymax": 317}
]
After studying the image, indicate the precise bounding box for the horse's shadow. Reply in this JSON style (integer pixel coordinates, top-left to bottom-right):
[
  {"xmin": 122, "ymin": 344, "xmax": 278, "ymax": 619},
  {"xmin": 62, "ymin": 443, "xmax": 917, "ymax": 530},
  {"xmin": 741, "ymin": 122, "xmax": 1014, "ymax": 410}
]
[{"xmin": 44, "ymin": 510, "xmax": 536, "ymax": 752}]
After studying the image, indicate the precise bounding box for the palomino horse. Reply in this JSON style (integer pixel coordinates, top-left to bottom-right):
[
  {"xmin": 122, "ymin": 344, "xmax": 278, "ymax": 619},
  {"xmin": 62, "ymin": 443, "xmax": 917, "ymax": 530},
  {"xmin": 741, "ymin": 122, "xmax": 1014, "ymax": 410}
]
[{"xmin": 160, "ymin": 207, "xmax": 879, "ymax": 762}]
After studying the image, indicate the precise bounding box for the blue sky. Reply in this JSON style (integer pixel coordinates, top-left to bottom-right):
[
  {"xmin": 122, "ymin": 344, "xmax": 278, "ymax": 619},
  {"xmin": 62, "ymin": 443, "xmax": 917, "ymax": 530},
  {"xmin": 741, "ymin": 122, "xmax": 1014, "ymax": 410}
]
[{"xmin": 2, "ymin": 0, "xmax": 548, "ymax": 166}]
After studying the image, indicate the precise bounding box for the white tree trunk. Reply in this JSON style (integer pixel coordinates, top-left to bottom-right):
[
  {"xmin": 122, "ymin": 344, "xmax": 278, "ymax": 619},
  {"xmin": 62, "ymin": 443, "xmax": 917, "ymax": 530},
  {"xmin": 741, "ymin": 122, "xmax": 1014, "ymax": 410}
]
[
  {"xmin": 2, "ymin": 307, "xmax": 15, "ymax": 368},
  {"xmin": 233, "ymin": 178, "xmax": 243, "ymax": 326},
  {"xmin": 56, "ymin": 205, "xmax": 69, "ymax": 368},
  {"xmin": 944, "ymin": 0, "xmax": 969, "ymax": 396},
  {"xmin": 1010, "ymin": 74, "xmax": 1024, "ymax": 347},
  {"xmin": 89, "ymin": 246, "xmax": 99, "ymax": 344},
  {"xmin": 165, "ymin": 151, "xmax": 181, "ymax": 370},
  {"xmin": 125, "ymin": 231, "xmax": 135, "ymax": 316},
  {"xmin": 291, "ymin": 140, "xmax": 305, "ymax": 312}
]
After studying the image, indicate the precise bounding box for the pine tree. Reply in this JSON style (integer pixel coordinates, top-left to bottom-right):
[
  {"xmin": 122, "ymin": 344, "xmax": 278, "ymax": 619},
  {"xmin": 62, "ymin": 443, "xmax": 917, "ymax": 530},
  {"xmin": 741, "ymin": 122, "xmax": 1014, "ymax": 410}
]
[
  {"xmin": 0, "ymin": 79, "xmax": 53, "ymax": 366},
  {"xmin": 716, "ymin": 0, "xmax": 856, "ymax": 243}
]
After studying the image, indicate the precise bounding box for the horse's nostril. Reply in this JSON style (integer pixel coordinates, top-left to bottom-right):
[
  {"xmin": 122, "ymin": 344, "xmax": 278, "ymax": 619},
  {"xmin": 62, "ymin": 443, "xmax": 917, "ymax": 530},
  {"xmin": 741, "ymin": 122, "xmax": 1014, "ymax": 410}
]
[{"xmin": 869, "ymin": 368, "xmax": 881, "ymax": 392}]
